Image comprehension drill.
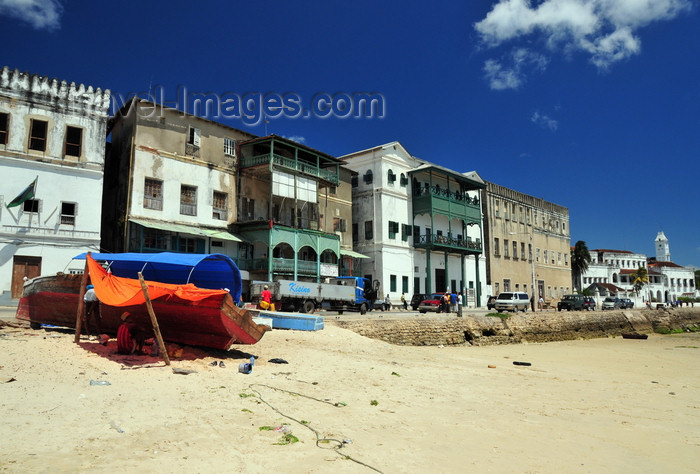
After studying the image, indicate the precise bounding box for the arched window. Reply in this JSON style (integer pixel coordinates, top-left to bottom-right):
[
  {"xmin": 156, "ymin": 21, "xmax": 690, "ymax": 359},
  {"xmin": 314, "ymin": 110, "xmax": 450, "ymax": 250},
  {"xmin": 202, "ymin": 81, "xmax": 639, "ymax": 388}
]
[
  {"xmin": 363, "ymin": 170, "xmax": 373, "ymax": 184},
  {"xmin": 387, "ymin": 169, "xmax": 396, "ymax": 184}
]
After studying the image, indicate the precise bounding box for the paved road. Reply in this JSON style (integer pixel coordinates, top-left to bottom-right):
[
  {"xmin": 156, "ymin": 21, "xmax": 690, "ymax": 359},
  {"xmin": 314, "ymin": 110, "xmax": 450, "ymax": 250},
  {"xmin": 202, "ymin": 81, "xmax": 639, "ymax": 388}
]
[{"xmin": 0, "ymin": 299, "xmax": 555, "ymax": 323}]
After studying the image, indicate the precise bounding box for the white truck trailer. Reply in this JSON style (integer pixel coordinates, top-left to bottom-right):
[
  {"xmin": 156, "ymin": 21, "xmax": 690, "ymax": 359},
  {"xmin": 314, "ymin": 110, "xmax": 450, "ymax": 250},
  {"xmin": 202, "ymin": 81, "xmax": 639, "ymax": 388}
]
[{"xmin": 250, "ymin": 276, "xmax": 376, "ymax": 314}]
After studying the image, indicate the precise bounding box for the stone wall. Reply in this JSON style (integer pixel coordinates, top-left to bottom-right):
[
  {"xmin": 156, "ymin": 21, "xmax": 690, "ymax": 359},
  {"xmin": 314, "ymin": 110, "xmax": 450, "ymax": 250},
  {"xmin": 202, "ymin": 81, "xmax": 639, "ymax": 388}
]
[{"xmin": 331, "ymin": 308, "xmax": 700, "ymax": 346}]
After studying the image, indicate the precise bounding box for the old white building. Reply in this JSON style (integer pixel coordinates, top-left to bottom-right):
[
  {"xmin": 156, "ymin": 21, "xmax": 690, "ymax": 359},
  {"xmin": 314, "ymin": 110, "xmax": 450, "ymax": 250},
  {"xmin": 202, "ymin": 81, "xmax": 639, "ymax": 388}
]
[
  {"xmin": 0, "ymin": 67, "xmax": 110, "ymax": 300},
  {"xmin": 341, "ymin": 142, "xmax": 487, "ymax": 307},
  {"xmin": 581, "ymin": 234, "xmax": 697, "ymax": 305}
]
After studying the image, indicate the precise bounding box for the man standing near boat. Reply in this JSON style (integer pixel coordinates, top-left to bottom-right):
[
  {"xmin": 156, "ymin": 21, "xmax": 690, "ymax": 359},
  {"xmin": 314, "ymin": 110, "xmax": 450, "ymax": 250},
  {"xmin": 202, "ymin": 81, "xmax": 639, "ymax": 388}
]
[
  {"xmin": 83, "ymin": 284, "xmax": 102, "ymax": 337},
  {"xmin": 260, "ymin": 285, "xmax": 275, "ymax": 311}
]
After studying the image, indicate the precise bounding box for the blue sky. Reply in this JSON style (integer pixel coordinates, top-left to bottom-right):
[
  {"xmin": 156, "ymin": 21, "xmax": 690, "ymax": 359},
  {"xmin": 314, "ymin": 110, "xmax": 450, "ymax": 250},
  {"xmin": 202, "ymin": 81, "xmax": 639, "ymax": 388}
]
[{"xmin": 2, "ymin": 0, "xmax": 699, "ymax": 267}]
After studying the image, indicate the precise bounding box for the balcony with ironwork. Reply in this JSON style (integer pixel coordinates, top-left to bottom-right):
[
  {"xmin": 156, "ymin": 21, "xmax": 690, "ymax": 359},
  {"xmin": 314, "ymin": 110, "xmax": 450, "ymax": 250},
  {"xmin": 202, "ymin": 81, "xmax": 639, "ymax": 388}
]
[
  {"xmin": 412, "ymin": 184, "xmax": 481, "ymax": 222},
  {"xmin": 237, "ymin": 257, "xmax": 319, "ymax": 276},
  {"xmin": 238, "ymin": 136, "xmax": 341, "ymax": 186},
  {"xmin": 413, "ymin": 233, "xmax": 482, "ymax": 254}
]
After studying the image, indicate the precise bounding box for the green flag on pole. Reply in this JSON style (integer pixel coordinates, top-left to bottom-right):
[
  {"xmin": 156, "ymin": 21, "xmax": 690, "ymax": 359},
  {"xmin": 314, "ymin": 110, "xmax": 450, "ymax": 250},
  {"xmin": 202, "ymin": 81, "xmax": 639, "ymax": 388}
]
[{"xmin": 7, "ymin": 177, "xmax": 38, "ymax": 208}]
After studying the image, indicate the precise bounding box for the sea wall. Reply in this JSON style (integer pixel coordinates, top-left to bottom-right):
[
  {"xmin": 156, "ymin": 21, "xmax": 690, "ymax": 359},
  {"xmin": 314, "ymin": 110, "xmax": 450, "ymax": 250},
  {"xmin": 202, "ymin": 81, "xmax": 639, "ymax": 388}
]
[{"xmin": 330, "ymin": 308, "xmax": 700, "ymax": 346}]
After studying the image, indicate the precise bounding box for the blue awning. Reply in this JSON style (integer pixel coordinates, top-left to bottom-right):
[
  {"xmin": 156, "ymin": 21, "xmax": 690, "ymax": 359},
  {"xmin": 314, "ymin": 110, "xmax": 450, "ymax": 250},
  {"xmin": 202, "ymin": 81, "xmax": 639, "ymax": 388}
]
[{"xmin": 73, "ymin": 252, "xmax": 242, "ymax": 302}]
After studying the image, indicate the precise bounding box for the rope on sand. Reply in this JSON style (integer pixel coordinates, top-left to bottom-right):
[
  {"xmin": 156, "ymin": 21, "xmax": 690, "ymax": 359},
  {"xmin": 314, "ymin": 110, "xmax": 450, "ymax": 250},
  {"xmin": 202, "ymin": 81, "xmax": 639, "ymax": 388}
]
[{"xmin": 248, "ymin": 383, "xmax": 383, "ymax": 473}]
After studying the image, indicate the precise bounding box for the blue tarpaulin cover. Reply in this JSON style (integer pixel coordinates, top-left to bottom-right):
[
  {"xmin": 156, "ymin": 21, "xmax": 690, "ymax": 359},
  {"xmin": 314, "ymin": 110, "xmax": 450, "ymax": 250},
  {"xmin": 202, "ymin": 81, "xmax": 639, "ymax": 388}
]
[{"xmin": 73, "ymin": 252, "xmax": 242, "ymax": 302}]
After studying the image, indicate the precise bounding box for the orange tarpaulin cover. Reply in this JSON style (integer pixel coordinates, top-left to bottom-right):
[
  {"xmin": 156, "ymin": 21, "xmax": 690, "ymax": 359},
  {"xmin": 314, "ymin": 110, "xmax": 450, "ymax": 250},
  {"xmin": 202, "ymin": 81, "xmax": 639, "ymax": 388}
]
[{"xmin": 87, "ymin": 254, "xmax": 228, "ymax": 307}]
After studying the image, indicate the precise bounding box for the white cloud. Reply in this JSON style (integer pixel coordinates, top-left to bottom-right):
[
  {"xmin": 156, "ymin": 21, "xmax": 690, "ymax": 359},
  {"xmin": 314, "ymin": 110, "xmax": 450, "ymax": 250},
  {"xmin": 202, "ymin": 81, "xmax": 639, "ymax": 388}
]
[
  {"xmin": 484, "ymin": 48, "xmax": 548, "ymax": 90},
  {"xmin": 531, "ymin": 110, "xmax": 559, "ymax": 131},
  {"xmin": 475, "ymin": 0, "xmax": 692, "ymax": 77},
  {"xmin": 284, "ymin": 135, "xmax": 306, "ymax": 144},
  {"xmin": 0, "ymin": 0, "xmax": 62, "ymax": 30}
]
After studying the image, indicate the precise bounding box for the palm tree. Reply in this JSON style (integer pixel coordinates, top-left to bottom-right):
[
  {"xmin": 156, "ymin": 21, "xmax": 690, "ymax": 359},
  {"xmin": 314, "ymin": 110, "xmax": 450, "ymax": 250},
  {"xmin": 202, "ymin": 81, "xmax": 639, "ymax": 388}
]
[
  {"xmin": 571, "ymin": 241, "xmax": 591, "ymax": 292},
  {"xmin": 631, "ymin": 267, "xmax": 649, "ymax": 295}
]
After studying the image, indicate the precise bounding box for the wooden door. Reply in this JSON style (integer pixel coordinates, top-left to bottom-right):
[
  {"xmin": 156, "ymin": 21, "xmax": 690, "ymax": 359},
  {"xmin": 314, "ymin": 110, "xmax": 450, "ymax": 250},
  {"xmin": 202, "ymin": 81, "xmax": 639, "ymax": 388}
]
[{"xmin": 11, "ymin": 256, "xmax": 42, "ymax": 298}]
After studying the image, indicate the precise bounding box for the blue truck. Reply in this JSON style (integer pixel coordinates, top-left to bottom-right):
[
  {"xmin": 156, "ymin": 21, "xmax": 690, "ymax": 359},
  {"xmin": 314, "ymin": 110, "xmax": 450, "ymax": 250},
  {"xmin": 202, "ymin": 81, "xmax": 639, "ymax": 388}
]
[{"xmin": 250, "ymin": 276, "xmax": 377, "ymax": 314}]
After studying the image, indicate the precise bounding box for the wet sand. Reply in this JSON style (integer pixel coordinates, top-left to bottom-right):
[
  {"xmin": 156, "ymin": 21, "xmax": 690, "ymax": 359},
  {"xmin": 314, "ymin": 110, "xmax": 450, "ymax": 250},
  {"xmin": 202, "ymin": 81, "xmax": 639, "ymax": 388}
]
[{"xmin": 1, "ymin": 320, "xmax": 698, "ymax": 473}]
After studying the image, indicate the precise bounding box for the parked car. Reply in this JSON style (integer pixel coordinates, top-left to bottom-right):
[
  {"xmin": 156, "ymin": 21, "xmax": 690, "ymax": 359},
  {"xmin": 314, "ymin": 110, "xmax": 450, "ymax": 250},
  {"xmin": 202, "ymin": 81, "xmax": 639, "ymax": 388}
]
[
  {"xmin": 582, "ymin": 297, "xmax": 596, "ymax": 311},
  {"xmin": 487, "ymin": 296, "xmax": 496, "ymax": 310},
  {"xmin": 557, "ymin": 294, "xmax": 586, "ymax": 311},
  {"xmin": 620, "ymin": 298, "xmax": 634, "ymax": 309},
  {"xmin": 494, "ymin": 292, "xmax": 530, "ymax": 313},
  {"xmin": 602, "ymin": 297, "xmax": 622, "ymax": 310},
  {"xmin": 418, "ymin": 293, "xmax": 447, "ymax": 313},
  {"xmin": 410, "ymin": 293, "xmax": 427, "ymax": 311}
]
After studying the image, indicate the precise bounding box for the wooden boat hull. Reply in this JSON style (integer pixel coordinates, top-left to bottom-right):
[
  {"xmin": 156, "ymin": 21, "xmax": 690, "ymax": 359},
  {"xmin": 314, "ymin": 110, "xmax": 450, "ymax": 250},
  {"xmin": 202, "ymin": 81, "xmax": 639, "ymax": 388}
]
[
  {"xmin": 621, "ymin": 332, "xmax": 648, "ymax": 340},
  {"xmin": 16, "ymin": 273, "xmax": 268, "ymax": 349}
]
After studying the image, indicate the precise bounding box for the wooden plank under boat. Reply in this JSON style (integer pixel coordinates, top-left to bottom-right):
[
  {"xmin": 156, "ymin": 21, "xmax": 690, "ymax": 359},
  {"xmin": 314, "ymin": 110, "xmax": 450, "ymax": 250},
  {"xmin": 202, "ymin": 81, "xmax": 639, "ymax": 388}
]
[{"xmin": 16, "ymin": 272, "xmax": 269, "ymax": 350}]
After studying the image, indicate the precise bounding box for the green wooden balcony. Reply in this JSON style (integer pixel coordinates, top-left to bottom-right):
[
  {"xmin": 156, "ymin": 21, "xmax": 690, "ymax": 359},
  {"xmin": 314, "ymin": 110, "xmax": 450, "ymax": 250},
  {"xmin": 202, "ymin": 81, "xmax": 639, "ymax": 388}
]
[
  {"xmin": 240, "ymin": 153, "xmax": 339, "ymax": 185},
  {"xmin": 413, "ymin": 233, "xmax": 482, "ymax": 254},
  {"xmin": 412, "ymin": 185, "xmax": 481, "ymax": 222}
]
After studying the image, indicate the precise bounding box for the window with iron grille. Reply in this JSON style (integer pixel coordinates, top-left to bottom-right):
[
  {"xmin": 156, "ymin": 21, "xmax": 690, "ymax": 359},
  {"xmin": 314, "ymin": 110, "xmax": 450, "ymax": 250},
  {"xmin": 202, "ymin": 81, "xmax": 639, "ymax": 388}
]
[
  {"xmin": 60, "ymin": 202, "xmax": 76, "ymax": 225},
  {"xmin": 0, "ymin": 112, "xmax": 9, "ymax": 145},
  {"xmin": 180, "ymin": 185, "xmax": 197, "ymax": 216},
  {"xmin": 213, "ymin": 191, "xmax": 227, "ymax": 220},
  {"xmin": 144, "ymin": 178, "xmax": 163, "ymax": 210},
  {"xmin": 224, "ymin": 137, "xmax": 235, "ymax": 156},
  {"xmin": 65, "ymin": 126, "xmax": 82, "ymax": 157},
  {"xmin": 29, "ymin": 119, "xmax": 48, "ymax": 152}
]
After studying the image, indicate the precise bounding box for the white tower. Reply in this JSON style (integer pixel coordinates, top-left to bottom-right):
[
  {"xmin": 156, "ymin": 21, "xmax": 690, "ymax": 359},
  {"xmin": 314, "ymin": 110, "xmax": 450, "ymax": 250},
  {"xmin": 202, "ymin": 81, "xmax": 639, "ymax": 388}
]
[{"xmin": 655, "ymin": 231, "xmax": 671, "ymax": 262}]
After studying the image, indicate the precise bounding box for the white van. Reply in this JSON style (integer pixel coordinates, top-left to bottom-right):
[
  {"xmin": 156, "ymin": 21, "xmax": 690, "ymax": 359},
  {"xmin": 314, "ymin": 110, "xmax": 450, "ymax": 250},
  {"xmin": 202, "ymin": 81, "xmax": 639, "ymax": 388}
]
[{"xmin": 494, "ymin": 292, "xmax": 530, "ymax": 312}]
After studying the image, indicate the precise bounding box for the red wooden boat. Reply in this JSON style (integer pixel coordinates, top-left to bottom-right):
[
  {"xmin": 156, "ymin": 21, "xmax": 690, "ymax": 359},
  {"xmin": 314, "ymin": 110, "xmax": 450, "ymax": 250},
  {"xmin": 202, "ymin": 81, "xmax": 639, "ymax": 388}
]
[{"xmin": 16, "ymin": 254, "xmax": 269, "ymax": 349}]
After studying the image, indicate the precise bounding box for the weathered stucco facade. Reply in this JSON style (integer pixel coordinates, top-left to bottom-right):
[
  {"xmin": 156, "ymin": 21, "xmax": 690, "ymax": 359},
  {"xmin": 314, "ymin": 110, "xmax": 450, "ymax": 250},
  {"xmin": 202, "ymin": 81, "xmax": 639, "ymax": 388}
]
[
  {"xmin": 0, "ymin": 67, "xmax": 110, "ymax": 299},
  {"xmin": 233, "ymin": 136, "xmax": 356, "ymax": 290},
  {"xmin": 483, "ymin": 181, "xmax": 571, "ymax": 304},
  {"xmin": 103, "ymin": 99, "xmax": 254, "ymax": 258}
]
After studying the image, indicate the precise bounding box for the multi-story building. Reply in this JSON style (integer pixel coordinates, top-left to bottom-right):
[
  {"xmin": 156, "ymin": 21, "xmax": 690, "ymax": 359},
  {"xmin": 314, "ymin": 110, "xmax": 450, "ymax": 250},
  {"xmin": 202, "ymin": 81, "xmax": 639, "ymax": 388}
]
[
  {"xmin": 103, "ymin": 98, "xmax": 253, "ymax": 263},
  {"xmin": 0, "ymin": 67, "xmax": 110, "ymax": 300},
  {"xmin": 341, "ymin": 142, "xmax": 487, "ymax": 307},
  {"xmin": 647, "ymin": 232, "xmax": 697, "ymax": 303},
  {"xmin": 580, "ymin": 233, "xmax": 697, "ymax": 304},
  {"xmin": 581, "ymin": 249, "xmax": 648, "ymax": 288},
  {"xmin": 232, "ymin": 135, "xmax": 358, "ymax": 291},
  {"xmin": 482, "ymin": 181, "xmax": 571, "ymax": 304}
]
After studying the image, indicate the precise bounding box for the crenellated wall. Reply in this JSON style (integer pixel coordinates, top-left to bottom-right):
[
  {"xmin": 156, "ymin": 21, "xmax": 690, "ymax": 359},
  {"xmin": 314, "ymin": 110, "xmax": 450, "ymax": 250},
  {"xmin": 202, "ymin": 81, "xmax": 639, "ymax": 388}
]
[{"xmin": 0, "ymin": 66, "xmax": 110, "ymax": 117}]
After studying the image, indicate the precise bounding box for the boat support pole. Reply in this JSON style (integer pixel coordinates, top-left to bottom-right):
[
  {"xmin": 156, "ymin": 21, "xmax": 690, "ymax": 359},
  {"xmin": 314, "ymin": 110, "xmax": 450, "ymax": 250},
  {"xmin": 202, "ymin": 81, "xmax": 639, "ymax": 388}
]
[
  {"xmin": 137, "ymin": 272, "xmax": 171, "ymax": 366},
  {"xmin": 74, "ymin": 253, "xmax": 90, "ymax": 344}
]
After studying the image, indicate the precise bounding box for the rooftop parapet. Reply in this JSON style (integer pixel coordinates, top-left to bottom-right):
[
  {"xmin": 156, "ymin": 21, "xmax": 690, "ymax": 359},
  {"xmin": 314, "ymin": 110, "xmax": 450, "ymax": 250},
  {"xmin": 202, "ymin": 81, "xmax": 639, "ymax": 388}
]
[{"xmin": 0, "ymin": 66, "xmax": 111, "ymax": 118}]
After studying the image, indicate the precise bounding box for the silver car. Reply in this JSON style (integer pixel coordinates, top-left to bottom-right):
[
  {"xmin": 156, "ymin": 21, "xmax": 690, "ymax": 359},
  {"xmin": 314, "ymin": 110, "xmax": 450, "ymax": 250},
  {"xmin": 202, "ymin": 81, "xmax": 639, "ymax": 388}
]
[{"xmin": 494, "ymin": 292, "xmax": 530, "ymax": 312}]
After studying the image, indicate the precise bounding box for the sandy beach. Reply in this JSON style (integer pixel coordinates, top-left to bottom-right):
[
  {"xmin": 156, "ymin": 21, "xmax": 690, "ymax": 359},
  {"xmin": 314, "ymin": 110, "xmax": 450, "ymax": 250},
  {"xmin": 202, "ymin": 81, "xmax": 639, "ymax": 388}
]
[{"xmin": 1, "ymin": 317, "xmax": 698, "ymax": 473}]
